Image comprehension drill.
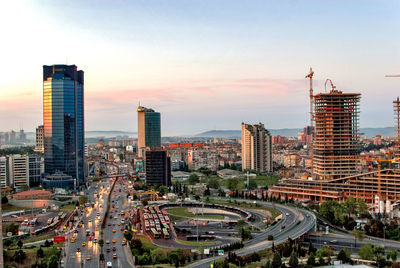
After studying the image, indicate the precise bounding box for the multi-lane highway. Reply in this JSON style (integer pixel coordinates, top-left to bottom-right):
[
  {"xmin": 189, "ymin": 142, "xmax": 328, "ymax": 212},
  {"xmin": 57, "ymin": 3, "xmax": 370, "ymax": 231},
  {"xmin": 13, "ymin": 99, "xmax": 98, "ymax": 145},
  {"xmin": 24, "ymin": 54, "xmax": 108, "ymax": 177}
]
[
  {"xmin": 187, "ymin": 201, "xmax": 316, "ymax": 268},
  {"xmin": 103, "ymin": 179, "xmax": 135, "ymax": 268},
  {"xmin": 63, "ymin": 177, "xmax": 134, "ymax": 268}
]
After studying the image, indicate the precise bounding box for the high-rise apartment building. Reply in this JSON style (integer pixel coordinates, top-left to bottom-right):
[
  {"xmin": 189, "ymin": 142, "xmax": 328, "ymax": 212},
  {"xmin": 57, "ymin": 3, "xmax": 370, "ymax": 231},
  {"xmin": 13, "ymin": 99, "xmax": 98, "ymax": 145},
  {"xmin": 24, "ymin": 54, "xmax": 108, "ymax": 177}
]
[
  {"xmin": 312, "ymin": 90, "xmax": 360, "ymax": 180},
  {"xmin": 28, "ymin": 155, "xmax": 41, "ymax": 187},
  {"xmin": 241, "ymin": 122, "xmax": 272, "ymax": 173},
  {"xmin": 137, "ymin": 106, "xmax": 161, "ymax": 157},
  {"xmin": 34, "ymin": 125, "xmax": 44, "ymax": 153},
  {"xmin": 145, "ymin": 150, "xmax": 171, "ymax": 186},
  {"xmin": 187, "ymin": 150, "xmax": 218, "ymax": 171},
  {"xmin": 0, "ymin": 157, "xmax": 8, "ymax": 189},
  {"xmin": 43, "ymin": 65, "xmax": 85, "ymax": 187}
]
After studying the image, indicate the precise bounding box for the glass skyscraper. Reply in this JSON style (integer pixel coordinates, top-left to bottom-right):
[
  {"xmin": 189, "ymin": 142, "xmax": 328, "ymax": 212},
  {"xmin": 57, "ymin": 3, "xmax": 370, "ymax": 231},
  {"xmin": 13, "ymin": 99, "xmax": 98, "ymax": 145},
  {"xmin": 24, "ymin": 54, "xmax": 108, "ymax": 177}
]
[
  {"xmin": 137, "ymin": 106, "xmax": 161, "ymax": 156},
  {"xmin": 43, "ymin": 65, "xmax": 85, "ymax": 187}
]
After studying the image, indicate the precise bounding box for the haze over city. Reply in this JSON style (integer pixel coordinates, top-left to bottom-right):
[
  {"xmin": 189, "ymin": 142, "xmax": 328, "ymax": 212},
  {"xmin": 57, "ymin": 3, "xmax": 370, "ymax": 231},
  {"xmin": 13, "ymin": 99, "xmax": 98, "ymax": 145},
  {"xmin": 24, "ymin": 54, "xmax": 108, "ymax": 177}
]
[{"xmin": 0, "ymin": 0, "xmax": 399, "ymax": 135}]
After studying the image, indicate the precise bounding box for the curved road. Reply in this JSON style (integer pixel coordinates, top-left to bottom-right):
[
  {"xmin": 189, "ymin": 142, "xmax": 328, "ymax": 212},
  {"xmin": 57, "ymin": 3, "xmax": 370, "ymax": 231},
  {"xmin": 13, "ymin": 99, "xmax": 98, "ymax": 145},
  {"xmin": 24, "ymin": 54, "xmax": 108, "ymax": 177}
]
[{"xmin": 187, "ymin": 201, "xmax": 316, "ymax": 268}]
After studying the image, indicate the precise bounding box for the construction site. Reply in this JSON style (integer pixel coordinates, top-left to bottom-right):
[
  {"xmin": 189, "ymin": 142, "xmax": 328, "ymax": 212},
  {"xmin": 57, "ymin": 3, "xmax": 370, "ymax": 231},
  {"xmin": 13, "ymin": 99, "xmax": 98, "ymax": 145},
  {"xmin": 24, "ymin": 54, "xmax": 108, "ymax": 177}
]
[{"xmin": 269, "ymin": 69, "xmax": 400, "ymax": 210}]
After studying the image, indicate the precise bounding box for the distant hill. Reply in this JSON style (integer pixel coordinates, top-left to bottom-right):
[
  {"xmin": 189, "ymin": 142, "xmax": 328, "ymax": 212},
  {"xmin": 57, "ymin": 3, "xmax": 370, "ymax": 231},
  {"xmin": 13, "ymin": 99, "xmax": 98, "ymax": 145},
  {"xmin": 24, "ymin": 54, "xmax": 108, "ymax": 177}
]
[
  {"xmin": 85, "ymin": 131, "xmax": 137, "ymax": 138},
  {"xmin": 195, "ymin": 127, "xmax": 396, "ymax": 138}
]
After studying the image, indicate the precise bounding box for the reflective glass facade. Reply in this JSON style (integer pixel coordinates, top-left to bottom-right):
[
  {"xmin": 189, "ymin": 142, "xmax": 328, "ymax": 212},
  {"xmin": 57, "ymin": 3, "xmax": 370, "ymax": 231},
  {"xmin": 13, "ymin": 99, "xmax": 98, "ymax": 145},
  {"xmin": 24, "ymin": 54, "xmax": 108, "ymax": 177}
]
[
  {"xmin": 43, "ymin": 65, "xmax": 85, "ymax": 186},
  {"xmin": 144, "ymin": 112, "xmax": 161, "ymax": 148}
]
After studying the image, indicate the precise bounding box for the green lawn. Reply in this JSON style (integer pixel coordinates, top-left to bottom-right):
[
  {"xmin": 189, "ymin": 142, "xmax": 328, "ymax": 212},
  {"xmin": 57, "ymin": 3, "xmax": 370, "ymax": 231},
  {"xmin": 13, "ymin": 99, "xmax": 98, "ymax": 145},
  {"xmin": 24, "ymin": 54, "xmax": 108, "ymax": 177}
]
[
  {"xmin": 166, "ymin": 207, "xmax": 224, "ymax": 220},
  {"xmin": 60, "ymin": 203, "xmax": 76, "ymax": 211},
  {"xmin": 210, "ymin": 199, "xmax": 281, "ymax": 219},
  {"xmin": 23, "ymin": 233, "xmax": 54, "ymax": 243},
  {"xmin": 207, "ymin": 174, "xmax": 280, "ymax": 189},
  {"xmin": 136, "ymin": 236, "xmax": 159, "ymax": 250},
  {"xmin": 1, "ymin": 204, "xmax": 25, "ymax": 212},
  {"xmin": 176, "ymin": 238, "xmax": 216, "ymax": 246}
]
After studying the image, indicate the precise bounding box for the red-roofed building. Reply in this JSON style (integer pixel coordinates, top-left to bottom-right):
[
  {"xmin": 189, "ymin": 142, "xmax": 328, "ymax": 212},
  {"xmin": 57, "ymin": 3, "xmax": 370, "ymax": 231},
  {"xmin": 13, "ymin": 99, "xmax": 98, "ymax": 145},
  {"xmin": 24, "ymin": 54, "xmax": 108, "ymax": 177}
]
[{"xmin": 12, "ymin": 189, "xmax": 52, "ymax": 200}]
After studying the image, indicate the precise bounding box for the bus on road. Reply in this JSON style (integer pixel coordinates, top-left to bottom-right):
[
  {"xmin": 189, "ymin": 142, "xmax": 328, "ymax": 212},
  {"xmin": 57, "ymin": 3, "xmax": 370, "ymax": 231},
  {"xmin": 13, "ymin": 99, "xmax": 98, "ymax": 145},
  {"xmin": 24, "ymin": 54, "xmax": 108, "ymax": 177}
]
[{"xmin": 151, "ymin": 228, "xmax": 159, "ymax": 239}]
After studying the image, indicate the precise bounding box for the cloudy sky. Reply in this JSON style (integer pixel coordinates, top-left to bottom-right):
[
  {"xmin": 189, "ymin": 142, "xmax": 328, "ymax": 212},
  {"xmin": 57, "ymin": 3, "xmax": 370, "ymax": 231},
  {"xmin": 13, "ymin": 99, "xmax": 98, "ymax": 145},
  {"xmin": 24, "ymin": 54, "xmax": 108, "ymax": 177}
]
[{"xmin": 0, "ymin": 0, "xmax": 399, "ymax": 135}]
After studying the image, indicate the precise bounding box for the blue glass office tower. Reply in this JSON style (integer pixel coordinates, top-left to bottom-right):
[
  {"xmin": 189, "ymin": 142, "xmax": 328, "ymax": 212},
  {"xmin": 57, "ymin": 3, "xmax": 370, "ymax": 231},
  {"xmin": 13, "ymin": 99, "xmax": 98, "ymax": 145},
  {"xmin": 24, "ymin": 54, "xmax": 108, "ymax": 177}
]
[
  {"xmin": 137, "ymin": 106, "xmax": 161, "ymax": 156},
  {"xmin": 43, "ymin": 65, "xmax": 85, "ymax": 187}
]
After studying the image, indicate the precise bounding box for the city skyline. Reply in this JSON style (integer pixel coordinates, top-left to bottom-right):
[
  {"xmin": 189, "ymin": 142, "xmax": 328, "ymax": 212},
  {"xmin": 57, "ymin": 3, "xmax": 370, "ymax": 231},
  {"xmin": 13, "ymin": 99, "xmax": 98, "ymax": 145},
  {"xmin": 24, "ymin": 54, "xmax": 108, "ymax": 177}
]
[{"xmin": 0, "ymin": 1, "xmax": 399, "ymax": 136}]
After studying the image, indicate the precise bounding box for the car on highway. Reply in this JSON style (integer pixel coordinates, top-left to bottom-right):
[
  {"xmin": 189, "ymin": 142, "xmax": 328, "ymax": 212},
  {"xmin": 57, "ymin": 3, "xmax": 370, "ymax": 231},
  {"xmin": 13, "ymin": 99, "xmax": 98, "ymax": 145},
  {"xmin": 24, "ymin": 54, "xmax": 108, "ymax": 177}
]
[
  {"xmin": 120, "ymin": 227, "xmax": 124, "ymax": 231},
  {"xmin": 112, "ymin": 239, "xmax": 116, "ymax": 243},
  {"xmin": 82, "ymin": 242, "xmax": 86, "ymax": 246},
  {"xmin": 106, "ymin": 248, "xmax": 111, "ymax": 253},
  {"xmin": 112, "ymin": 246, "xmax": 116, "ymax": 251},
  {"xmin": 94, "ymin": 238, "xmax": 97, "ymax": 243},
  {"xmin": 286, "ymin": 213, "xmax": 290, "ymax": 216},
  {"xmin": 107, "ymin": 261, "xmax": 112, "ymax": 267},
  {"xmin": 112, "ymin": 229, "xmax": 116, "ymax": 233},
  {"xmin": 106, "ymin": 240, "xmax": 110, "ymax": 244},
  {"xmin": 76, "ymin": 248, "xmax": 81, "ymax": 253},
  {"xmin": 113, "ymin": 253, "xmax": 117, "ymax": 259},
  {"xmin": 281, "ymin": 225, "xmax": 286, "ymax": 230},
  {"xmin": 86, "ymin": 257, "xmax": 91, "ymax": 261}
]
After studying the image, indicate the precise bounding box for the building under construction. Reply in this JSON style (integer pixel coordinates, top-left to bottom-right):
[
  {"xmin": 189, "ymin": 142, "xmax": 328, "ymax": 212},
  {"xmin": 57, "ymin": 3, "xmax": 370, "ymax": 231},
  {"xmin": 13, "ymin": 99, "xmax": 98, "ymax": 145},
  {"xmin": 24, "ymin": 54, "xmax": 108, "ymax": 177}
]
[
  {"xmin": 269, "ymin": 70, "xmax": 400, "ymax": 205},
  {"xmin": 313, "ymin": 91, "xmax": 361, "ymax": 180},
  {"xmin": 394, "ymin": 97, "xmax": 400, "ymax": 157}
]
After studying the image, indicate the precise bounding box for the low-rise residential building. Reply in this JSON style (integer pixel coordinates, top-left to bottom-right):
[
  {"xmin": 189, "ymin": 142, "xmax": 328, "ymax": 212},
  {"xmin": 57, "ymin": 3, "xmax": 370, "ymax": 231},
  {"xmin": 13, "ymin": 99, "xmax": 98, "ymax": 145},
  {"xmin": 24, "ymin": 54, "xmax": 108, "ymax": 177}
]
[{"xmin": 217, "ymin": 169, "xmax": 245, "ymax": 179}]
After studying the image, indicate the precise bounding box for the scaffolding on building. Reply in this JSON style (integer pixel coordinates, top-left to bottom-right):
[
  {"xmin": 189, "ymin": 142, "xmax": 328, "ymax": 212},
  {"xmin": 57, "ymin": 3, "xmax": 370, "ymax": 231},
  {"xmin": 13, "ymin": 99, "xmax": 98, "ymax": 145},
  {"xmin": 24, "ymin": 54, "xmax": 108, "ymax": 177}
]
[
  {"xmin": 312, "ymin": 90, "xmax": 361, "ymax": 181},
  {"xmin": 394, "ymin": 97, "xmax": 400, "ymax": 157}
]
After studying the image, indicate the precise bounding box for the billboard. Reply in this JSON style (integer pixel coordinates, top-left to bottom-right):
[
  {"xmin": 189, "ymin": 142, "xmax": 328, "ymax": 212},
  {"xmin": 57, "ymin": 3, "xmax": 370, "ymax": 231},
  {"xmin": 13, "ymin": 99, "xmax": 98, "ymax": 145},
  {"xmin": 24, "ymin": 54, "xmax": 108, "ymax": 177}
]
[{"xmin": 53, "ymin": 236, "xmax": 65, "ymax": 243}]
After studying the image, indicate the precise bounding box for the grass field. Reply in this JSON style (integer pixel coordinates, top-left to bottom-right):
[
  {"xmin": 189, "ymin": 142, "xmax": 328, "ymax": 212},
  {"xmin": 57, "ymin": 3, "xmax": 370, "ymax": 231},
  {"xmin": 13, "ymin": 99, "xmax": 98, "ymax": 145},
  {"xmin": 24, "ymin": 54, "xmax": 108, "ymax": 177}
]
[
  {"xmin": 176, "ymin": 238, "xmax": 216, "ymax": 246},
  {"xmin": 23, "ymin": 233, "xmax": 54, "ymax": 243},
  {"xmin": 166, "ymin": 207, "xmax": 224, "ymax": 220},
  {"xmin": 210, "ymin": 199, "xmax": 281, "ymax": 219},
  {"xmin": 136, "ymin": 235, "xmax": 160, "ymax": 250},
  {"xmin": 60, "ymin": 203, "xmax": 76, "ymax": 211},
  {"xmin": 1, "ymin": 204, "xmax": 25, "ymax": 212},
  {"xmin": 207, "ymin": 174, "xmax": 280, "ymax": 189}
]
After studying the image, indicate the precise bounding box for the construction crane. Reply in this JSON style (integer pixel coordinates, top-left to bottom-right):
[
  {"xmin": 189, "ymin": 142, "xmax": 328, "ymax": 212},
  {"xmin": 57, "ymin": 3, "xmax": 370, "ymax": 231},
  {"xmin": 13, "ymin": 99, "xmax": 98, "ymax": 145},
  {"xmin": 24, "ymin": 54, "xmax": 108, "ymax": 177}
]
[
  {"xmin": 324, "ymin": 79, "xmax": 336, "ymax": 92},
  {"xmin": 385, "ymin": 74, "xmax": 400, "ymax": 77},
  {"xmin": 305, "ymin": 68, "xmax": 314, "ymax": 178}
]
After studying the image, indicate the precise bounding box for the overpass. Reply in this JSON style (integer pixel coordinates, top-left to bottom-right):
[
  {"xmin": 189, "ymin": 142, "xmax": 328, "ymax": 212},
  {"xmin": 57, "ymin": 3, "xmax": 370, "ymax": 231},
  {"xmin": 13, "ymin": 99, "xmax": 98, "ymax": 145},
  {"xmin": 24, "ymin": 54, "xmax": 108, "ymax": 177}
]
[{"xmin": 187, "ymin": 200, "xmax": 316, "ymax": 268}]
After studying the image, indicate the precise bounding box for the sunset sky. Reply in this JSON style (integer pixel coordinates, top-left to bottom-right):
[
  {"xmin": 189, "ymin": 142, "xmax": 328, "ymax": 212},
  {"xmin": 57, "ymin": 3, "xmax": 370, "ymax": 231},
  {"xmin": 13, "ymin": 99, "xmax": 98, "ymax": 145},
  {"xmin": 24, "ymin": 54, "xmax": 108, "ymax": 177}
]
[{"xmin": 0, "ymin": 0, "xmax": 399, "ymax": 135}]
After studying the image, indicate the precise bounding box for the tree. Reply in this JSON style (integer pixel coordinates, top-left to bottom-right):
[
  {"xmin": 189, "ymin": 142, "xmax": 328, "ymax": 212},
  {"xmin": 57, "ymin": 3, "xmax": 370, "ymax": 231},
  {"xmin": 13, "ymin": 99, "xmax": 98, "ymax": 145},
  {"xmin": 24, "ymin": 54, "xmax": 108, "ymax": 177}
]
[
  {"xmin": 47, "ymin": 255, "xmax": 58, "ymax": 268},
  {"xmin": 169, "ymin": 252, "xmax": 180, "ymax": 268},
  {"xmin": 150, "ymin": 248, "xmax": 168, "ymax": 264},
  {"xmin": 188, "ymin": 174, "xmax": 200, "ymax": 185},
  {"xmin": 207, "ymin": 178, "xmax": 220, "ymax": 189},
  {"xmin": 1, "ymin": 195, "xmax": 8, "ymax": 204},
  {"xmin": 142, "ymin": 200, "xmax": 148, "ymax": 207},
  {"xmin": 373, "ymin": 244, "xmax": 385, "ymax": 257},
  {"xmin": 358, "ymin": 244, "xmax": 375, "ymax": 260},
  {"xmin": 343, "ymin": 196, "xmax": 357, "ymax": 216},
  {"xmin": 272, "ymin": 253, "xmax": 282, "ymax": 268},
  {"xmin": 17, "ymin": 239, "xmax": 23, "ymax": 249},
  {"xmin": 307, "ymin": 252, "xmax": 316, "ymax": 266},
  {"xmin": 13, "ymin": 249, "xmax": 26, "ymax": 264},
  {"xmin": 318, "ymin": 201, "xmax": 345, "ymax": 226},
  {"xmin": 227, "ymin": 178, "xmax": 241, "ymax": 192},
  {"xmin": 98, "ymin": 239, "xmax": 104, "ymax": 248},
  {"xmin": 308, "ymin": 241, "xmax": 316, "ymax": 254},
  {"xmin": 79, "ymin": 195, "xmax": 88, "ymax": 205},
  {"xmin": 387, "ymin": 250, "xmax": 398, "ymax": 262},
  {"xmin": 268, "ymin": 235, "xmax": 274, "ymax": 241},
  {"xmin": 37, "ymin": 247, "xmax": 44, "ymax": 259},
  {"xmin": 337, "ymin": 248, "xmax": 351, "ymax": 263},
  {"xmin": 376, "ymin": 256, "xmax": 387, "ymax": 268},
  {"xmin": 21, "ymin": 184, "xmax": 30, "ymax": 192},
  {"xmin": 289, "ymin": 251, "xmax": 299, "ymax": 268},
  {"xmin": 124, "ymin": 231, "xmax": 133, "ymax": 241},
  {"xmin": 352, "ymin": 229, "xmax": 364, "ymax": 247},
  {"xmin": 248, "ymin": 180, "xmax": 258, "ymax": 190}
]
